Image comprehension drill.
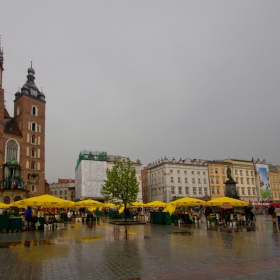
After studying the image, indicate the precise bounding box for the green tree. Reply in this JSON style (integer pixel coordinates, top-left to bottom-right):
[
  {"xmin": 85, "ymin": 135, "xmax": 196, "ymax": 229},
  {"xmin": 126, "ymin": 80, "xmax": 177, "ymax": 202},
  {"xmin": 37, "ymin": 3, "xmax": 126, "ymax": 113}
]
[{"xmin": 101, "ymin": 159, "xmax": 139, "ymax": 221}]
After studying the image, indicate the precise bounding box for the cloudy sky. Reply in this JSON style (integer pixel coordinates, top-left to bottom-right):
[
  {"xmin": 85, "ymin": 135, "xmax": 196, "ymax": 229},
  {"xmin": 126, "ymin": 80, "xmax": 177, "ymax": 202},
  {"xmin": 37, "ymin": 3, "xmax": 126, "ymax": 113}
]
[{"xmin": 1, "ymin": 1, "xmax": 280, "ymax": 183}]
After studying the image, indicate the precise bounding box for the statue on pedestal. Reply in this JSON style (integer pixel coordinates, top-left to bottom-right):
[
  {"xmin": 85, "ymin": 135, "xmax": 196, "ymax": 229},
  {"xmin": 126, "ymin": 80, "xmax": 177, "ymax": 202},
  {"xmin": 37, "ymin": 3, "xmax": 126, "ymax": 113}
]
[{"xmin": 227, "ymin": 166, "xmax": 234, "ymax": 181}]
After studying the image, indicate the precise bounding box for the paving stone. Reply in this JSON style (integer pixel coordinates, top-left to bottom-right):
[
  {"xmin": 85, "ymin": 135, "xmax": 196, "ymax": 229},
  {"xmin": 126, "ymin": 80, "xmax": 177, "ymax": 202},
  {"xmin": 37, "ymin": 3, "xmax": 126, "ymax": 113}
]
[{"xmin": 0, "ymin": 216, "xmax": 280, "ymax": 279}]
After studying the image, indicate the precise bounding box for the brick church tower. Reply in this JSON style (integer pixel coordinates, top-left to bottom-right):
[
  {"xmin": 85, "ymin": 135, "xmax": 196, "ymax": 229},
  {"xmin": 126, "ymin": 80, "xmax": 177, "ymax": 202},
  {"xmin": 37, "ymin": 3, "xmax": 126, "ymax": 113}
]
[{"xmin": 0, "ymin": 41, "xmax": 46, "ymax": 203}]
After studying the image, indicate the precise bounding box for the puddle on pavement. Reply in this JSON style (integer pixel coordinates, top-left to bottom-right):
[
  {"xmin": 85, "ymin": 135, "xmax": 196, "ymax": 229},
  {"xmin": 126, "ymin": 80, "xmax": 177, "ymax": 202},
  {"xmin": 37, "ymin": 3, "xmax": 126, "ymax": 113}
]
[
  {"xmin": 0, "ymin": 236, "xmax": 104, "ymax": 248},
  {"xmin": 170, "ymin": 231, "xmax": 192, "ymax": 236}
]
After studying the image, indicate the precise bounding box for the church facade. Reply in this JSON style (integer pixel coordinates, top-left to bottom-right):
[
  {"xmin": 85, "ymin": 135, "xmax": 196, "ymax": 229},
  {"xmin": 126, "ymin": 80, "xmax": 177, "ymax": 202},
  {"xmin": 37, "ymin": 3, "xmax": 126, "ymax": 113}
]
[{"xmin": 0, "ymin": 44, "xmax": 46, "ymax": 203}]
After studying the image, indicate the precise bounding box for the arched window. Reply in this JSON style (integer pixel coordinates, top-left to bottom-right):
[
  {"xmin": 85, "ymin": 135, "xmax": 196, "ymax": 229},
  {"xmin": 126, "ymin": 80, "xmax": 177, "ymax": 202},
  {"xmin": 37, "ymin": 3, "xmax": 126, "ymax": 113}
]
[
  {"xmin": 31, "ymin": 134, "xmax": 36, "ymax": 144},
  {"xmin": 31, "ymin": 122, "xmax": 36, "ymax": 132},
  {"xmin": 32, "ymin": 106, "xmax": 37, "ymax": 116},
  {"xmin": 4, "ymin": 196, "xmax": 10, "ymax": 204},
  {"xmin": 17, "ymin": 106, "xmax": 20, "ymax": 116},
  {"xmin": 6, "ymin": 139, "xmax": 19, "ymax": 162},
  {"xmin": 31, "ymin": 148, "xmax": 35, "ymax": 157},
  {"xmin": 14, "ymin": 196, "xmax": 22, "ymax": 202},
  {"xmin": 31, "ymin": 161, "xmax": 35, "ymax": 170}
]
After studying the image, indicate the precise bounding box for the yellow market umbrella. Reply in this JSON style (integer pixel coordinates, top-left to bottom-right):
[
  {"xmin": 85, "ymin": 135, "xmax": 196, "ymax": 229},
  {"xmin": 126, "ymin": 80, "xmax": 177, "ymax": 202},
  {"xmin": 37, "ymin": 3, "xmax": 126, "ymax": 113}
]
[
  {"xmin": 163, "ymin": 203, "xmax": 177, "ymax": 215},
  {"xmin": 74, "ymin": 199, "xmax": 103, "ymax": 207},
  {"xmin": 126, "ymin": 201, "xmax": 145, "ymax": 208},
  {"xmin": 118, "ymin": 206, "xmax": 125, "ymax": 214},
  {"xmin": 170, "ymin": 197, "xmax": 206, "ymax": 207},
  {"xmin": 145, "ymin": 200, "xmax": 167, "ymax": 207},
  {"xmin": 103, "ymin": 203, "xmax": 117, "ymax": 208},
  {"xmin": 206, "ymin": 197, "xmax": 248, "ymax": 207},
  {"xmin": 87, "ymin": 206, "xmax": 99, "ymax": 211},
  {"xmin": 11, "ymin": 194, "xmax": 73, "ymax": 208},
  {"xmin": 0, "ymin": 202, "xmax": 10, "ymax": 208}
]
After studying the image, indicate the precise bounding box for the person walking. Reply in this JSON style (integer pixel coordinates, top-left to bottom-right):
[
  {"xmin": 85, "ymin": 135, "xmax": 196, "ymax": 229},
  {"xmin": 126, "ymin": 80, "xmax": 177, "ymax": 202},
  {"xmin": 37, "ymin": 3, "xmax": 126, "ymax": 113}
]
[
  {"xmin": 274, "ymin": 206, "xmax": 280, "ymax": 227},
  {"xmin": 25, "ymin": 206, "xmax": 32, "ymax": 230},
  {"xmin": 268, "ymin": 205, "xmax": 276, "ymax": 226}
]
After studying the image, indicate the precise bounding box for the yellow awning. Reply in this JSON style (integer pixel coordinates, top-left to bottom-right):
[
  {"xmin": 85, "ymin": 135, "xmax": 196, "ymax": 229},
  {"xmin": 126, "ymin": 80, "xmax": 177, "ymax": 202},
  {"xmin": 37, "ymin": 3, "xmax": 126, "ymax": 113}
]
[
  {"xmin": 11, "ymin": 194, "xmax": 74, "ymax": 208},
  {"xmin": 0, "ymin": 202, "xmax": 10, "ymax": 208},
  {"xmin": 145, "ymin": 200, "xmax": 167, "ymax": 207},
  {"xmin": 206, "ymin": 197, "xmax": 248, "ymax": 207},
  {"xmin": 74, "ymin": 199, "xmax": 103, "ymax": 207},
  {"xmin": 170, "ymin": 197, "xmax": 206, "ymax": 207}
]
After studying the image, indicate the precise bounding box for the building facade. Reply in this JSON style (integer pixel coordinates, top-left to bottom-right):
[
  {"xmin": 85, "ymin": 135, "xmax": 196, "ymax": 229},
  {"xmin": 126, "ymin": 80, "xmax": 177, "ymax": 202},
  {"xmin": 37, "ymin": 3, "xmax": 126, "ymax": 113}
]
[
  {"xmin": 269, "ymin": 165, "xmax": 280, "ymax": 202},
  {"xmin": 49, "ymin": 179, "xmax": 75, "ymax": 201},
  {"xmin": 0, "ymin": 44, "xmax": 46, "ymax": 203},
  {"xmin": 207, "ymin": 161, "xmax": 232, "ymax": 199},
  {"xmin": 141, "ymin": 167, "xmax": 148, "ymax": 203},
  {"xmin": 146, "ymin": 157, "xmax": 209, "ymax": 203},
  {"xmin": 75, "ymin": 150, "xmax": 142, "ymax": 202},
  {"xmin": 224, "ymin": 158, "xmax": 257, "ymax": 203}
]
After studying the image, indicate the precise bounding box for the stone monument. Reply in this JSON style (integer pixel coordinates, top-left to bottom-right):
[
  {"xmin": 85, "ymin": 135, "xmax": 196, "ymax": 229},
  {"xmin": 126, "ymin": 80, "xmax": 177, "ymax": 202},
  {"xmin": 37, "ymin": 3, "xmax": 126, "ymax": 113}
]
[{"xmin": 225, "ymin": 166, "xmax": 239, "ymax": 199}]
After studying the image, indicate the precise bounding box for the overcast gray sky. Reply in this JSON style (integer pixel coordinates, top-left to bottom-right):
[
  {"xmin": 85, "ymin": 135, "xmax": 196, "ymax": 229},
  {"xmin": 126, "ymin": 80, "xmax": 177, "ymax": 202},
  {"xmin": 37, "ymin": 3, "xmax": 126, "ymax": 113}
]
[{"xmin": 1, "ymin": 1, "xmax": 280, "ymax": 183}]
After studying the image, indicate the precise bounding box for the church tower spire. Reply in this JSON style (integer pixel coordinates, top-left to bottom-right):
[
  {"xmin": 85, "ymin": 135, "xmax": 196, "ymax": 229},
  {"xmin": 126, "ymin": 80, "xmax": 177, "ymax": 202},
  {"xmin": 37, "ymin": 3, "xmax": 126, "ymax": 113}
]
[{"xmin": 0, "ymin": 36, "xmax": 4, "ymax": 88}]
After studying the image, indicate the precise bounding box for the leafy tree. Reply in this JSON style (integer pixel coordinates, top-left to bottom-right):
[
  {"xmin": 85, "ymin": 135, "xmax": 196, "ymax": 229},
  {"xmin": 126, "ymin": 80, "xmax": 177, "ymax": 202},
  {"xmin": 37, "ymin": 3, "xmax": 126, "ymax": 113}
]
[{"xmin": 101, "ymin": 159, "xmax": 139, "ymax": 221}]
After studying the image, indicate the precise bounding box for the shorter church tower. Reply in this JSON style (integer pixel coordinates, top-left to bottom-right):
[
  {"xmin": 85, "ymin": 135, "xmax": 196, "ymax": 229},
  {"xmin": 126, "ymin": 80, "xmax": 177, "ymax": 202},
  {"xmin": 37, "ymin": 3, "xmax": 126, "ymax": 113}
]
[{"xmin": 0, "ymin": 42, "xmax": 47, "ymax": 203}]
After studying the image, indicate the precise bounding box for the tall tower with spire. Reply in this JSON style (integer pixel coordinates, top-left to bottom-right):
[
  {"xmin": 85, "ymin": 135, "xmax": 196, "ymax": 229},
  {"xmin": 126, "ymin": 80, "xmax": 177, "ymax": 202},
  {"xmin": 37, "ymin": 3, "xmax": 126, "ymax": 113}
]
[
  {"xmin": 0, "ymin": 40, "xmax": 47, "ymax": 203},
  {"xmin": 0, "ymin": 36, "xmax": 3, "ymax": 88},
  {"xmin": 13, "ymin": 62, "xmax": 46, "ymax": 196}
]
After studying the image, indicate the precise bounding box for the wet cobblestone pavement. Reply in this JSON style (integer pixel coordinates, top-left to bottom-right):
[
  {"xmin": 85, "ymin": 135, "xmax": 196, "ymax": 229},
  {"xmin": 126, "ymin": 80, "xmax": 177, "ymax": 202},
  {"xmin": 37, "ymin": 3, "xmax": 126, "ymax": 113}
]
[{"xmin": 0, "ymin": 215, "xmax": 279, "ymax": 280}]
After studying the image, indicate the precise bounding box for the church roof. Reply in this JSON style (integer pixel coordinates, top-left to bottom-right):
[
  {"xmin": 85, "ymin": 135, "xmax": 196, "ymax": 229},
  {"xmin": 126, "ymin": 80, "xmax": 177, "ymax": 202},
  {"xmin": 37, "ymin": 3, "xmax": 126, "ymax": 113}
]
[
  {"xmin": 4, "ymin": 108, "xmax": 10, "ymax": 118},
  {"xmin": 16, "ymin": 65, "xmax": 46, "ymax": 103},
  {"xmin": 4, "ymin": 118, "xmax": 22, "ymax": 136}
]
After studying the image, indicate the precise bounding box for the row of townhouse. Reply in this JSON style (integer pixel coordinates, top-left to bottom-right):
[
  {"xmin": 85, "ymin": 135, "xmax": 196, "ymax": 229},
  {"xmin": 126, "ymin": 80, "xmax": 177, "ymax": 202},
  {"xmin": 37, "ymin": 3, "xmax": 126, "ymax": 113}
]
[
  {"xmin": 142, "ymin": 157, "xmax": 280, "ymax": 203},
  {"xmin": 49, "ymin": 179, "xmax": 76, "ymax": 201}
]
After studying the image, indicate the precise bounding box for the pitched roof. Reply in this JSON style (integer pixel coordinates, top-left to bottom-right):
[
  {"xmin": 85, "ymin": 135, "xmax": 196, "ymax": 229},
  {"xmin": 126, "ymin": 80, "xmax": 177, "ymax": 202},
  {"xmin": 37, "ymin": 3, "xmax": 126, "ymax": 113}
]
[{"xmin": 4, "ymin": 118, "xmax": 22, "ymax": 136}]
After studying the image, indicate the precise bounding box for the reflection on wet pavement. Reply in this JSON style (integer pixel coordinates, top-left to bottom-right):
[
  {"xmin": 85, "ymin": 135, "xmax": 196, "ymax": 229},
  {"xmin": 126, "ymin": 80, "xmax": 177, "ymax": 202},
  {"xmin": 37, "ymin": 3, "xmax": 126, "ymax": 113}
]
[
  {"xmin": 0, "ymin": 216, "xmax": 279, "ymax": 279},
  {"xmin": 0, "ymin": 236, "xmax": 104, "ymax": 248},
  {"xmin": 170, "ymin": 231, "xmax": 192, "ymax": 235}
]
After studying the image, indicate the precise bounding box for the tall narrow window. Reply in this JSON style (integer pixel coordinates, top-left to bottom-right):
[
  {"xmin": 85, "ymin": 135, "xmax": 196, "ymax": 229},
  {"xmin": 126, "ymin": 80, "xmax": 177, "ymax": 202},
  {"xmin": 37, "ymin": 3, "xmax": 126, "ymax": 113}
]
[
  {"xmin": 31, "ymin": 134, "xmax": 36, "ymax": 144},
  {"xmin": 31, "ymin": 122, "xmax": 36, "ymax": 132},
  {"xmin": 6, "ymin": 139, "xmax": 19, "ymax": 162},
  {"xmin": 32, "ymin": 106, "xmax": 37, "ymax": 116},
  {"xmin": 31, "ymin": 161, "xmax": 35, "ymax": 170}
]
